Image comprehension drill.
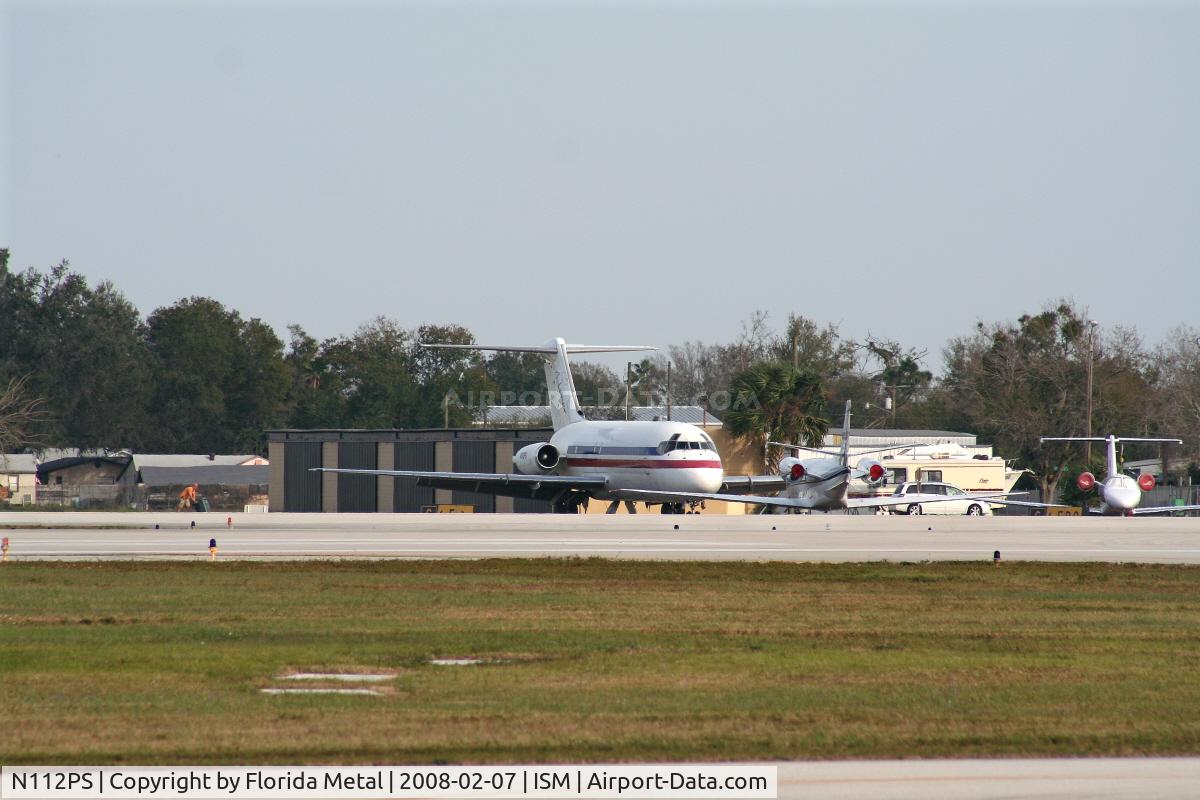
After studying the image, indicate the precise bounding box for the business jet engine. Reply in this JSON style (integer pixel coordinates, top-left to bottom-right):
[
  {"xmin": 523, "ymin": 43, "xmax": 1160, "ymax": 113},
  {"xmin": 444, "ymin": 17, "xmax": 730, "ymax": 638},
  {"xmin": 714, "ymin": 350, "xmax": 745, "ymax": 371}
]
[
  {"xmin": 780, "ymin": 457, "xmax": 806, "ymax": 482},
  {"xmin": 857, "ymin": 458, "xmax": 887, "ymax": 486},
  {"xmin": 514, "ymin": 442, "xmax": 560, "ymax": 475},
  {"xmin": 1077, "ymin": 471, "xmax": 1096, "ymax": 491},
  {"xmin": 1137, "ymin": 473, "xmax": 1156, "ymax": 492}
]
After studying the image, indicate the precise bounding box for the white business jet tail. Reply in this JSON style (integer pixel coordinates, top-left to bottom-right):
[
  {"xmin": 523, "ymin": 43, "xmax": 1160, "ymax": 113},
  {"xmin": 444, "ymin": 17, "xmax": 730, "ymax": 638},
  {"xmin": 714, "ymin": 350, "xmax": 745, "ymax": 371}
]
[
  {"xmin": 423, "ymin": 338, "xmax": 656, "ymax": 431},
  {"xmin": 1041, "ymin": 435, "xmax": 1181, "ymax": 481}
]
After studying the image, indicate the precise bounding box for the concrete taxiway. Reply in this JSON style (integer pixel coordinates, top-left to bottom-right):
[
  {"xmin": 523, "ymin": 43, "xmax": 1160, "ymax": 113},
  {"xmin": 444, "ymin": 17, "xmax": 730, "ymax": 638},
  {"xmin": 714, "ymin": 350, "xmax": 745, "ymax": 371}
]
[
  {"xmin": 2, "ymin": 511, "xmax": 1200, "ymax": 562},
  {"xmin": 774, "ymin": 757, "xmax": 1200, "ymax": 799}
]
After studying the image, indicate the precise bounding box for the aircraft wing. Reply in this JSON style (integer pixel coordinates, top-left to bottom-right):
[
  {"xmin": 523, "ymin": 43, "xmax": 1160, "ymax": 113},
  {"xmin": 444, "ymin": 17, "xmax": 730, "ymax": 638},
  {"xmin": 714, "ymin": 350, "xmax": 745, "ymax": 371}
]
[
  {"xmin": 615, "ymin": 489, "xmax": 1009, "ymax": 511},
  {"xmin": 973, "ymin": 496, "xmax": 1071, "ymax": 509},
  {"xmin": 1132, "ymin": 504, "xmax": 1200, "ymax": 515},
  {"xmin": 849, "ymin": 492, "xmax": 1070, "ymax": 511},
  {"xmin": 615, "ymin": 488, "xmax": 823, "ymax": 510},
  {"xmin": 311, "ymin": 468, "xmax": 606, "ymax": 501}
]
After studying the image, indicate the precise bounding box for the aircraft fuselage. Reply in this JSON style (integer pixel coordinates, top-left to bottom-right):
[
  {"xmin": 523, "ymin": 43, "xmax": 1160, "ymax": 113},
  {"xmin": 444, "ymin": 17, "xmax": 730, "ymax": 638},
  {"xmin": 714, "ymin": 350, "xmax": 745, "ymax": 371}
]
[{"xmin": 547, "ymin": 419, "xmax": 724, "ymax": 498}]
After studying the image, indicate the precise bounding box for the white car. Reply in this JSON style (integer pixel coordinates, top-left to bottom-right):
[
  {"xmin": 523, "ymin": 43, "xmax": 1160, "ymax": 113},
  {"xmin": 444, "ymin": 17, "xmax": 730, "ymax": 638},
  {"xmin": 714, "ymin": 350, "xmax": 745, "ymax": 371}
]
[{"xmin": 887, "ymin": 481, "xmax": 994, "ymax": 516}]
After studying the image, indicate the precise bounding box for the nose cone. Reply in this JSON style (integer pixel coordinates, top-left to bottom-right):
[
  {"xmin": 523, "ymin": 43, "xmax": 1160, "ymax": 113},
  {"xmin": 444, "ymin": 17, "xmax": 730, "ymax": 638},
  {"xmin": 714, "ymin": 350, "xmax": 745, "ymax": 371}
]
[
  {"xmin": 701, "ymin": 456, "xmax": 724, "ymax": 492},
  {"xmin": 1105, "ymin": 479, "xmax": 1141, "ymax": 511}
]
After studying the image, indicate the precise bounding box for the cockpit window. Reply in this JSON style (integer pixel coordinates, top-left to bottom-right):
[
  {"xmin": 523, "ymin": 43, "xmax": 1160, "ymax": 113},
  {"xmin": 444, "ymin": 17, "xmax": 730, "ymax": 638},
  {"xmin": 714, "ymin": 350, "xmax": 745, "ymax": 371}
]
[{"xmin": 656, "ymin": 435, "xmax": 715, "ymax": 454}]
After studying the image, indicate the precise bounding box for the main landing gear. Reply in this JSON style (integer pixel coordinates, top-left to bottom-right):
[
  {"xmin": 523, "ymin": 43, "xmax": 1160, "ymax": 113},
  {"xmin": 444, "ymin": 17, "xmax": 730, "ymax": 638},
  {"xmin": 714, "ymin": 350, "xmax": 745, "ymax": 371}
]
[
  {"xmin": 552, "ymin": 494, "xmax": 589, "ymax": 514},
  {"xmin": 659, "ymin": 501, "xmax": 704, "ymax": 514}
]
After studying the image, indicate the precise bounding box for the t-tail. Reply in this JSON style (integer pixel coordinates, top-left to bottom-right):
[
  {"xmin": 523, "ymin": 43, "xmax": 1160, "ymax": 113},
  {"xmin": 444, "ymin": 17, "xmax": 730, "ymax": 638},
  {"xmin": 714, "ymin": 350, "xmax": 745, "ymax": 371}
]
[
  {"xmin": 422, "ymin": 338, "xmax": 655, "ymax": 431},
  {"xmin": 1041, "ymin": 435, "xmax": 1180, "ymax": 480},
  {"xmin": 837, "ymin": 399, "xmax": 852, "ymax": 466}
]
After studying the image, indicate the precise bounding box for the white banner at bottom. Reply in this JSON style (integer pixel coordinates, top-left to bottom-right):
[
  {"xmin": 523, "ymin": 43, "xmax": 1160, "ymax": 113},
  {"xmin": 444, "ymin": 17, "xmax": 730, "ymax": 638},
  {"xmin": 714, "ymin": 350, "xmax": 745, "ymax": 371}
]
[{"xmin": 1, "ymin": 766, "xmax": 777, "ymax": 799}]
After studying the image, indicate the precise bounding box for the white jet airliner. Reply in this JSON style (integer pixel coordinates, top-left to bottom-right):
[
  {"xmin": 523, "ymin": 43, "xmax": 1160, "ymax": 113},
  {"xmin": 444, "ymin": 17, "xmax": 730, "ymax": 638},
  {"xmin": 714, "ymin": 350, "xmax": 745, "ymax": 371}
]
[
  {"xmin": 315, "ymin": 338, "xmax": 772, "ymax": 513},
  {"xmin": 1041, "ymin": 435, "xmax": 1200, "ymax": 515}
]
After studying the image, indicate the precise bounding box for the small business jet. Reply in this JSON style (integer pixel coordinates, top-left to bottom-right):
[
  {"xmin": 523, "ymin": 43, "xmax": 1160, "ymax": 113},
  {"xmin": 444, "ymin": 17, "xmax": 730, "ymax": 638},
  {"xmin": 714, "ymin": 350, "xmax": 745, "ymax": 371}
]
[
  {"xmin": 621, "ymin": 400, "xmax": 1047, "ymax": 513},
  {"xmin": 314, "ymin": 338, "xmax": 781, "ymax": 513},
  {"xmin": 1041, "ymin": 435, "xmax": 1200, "ymax": 515}
]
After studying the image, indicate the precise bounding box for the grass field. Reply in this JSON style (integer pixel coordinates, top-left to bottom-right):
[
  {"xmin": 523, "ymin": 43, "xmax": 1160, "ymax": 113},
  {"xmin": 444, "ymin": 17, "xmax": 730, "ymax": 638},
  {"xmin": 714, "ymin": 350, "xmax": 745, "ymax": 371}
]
[{"xmin": 2, "ymin": 559, "xmax": 1200, "ymax": 764}]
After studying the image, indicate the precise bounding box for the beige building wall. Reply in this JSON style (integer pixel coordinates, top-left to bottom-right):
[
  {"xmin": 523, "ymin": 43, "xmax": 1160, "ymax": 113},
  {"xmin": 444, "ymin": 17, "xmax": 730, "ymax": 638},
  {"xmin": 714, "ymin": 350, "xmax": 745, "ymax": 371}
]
[
  {"xmin": 321, "ymin": 441, "xmax": 338, "ymax": 513},
  {"xmin": 494, "ymin": 441, "xmax": 514, "ymax": 513},
  {"xmin": 376, "ymin": 443, "xmax": 394, "ymax": 513},
  {"xmin": 267, "ymin": 441, "xmax": 285, "ymax": 512},
  {"xmin": 434, "ymin": 441, "xmax": 453, "ymax": 505},
  {"xmin": 1, "ymin": 473, "xmax": 38, "ymax": 505}
]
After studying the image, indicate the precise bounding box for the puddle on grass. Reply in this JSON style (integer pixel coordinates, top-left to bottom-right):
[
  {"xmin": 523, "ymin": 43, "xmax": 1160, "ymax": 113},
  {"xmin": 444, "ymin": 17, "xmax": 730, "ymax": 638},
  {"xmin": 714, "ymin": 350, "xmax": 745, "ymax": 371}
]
[
  {"xmin": 260, "ymin": 688, "xmax": 383, "ymax": 696},
  {"xmin": 281, "ymin": 672, "xmax": 395, "ymax": 682},
  {"xmin": 429, "ymin": 658, "xmax": 508, "ymax": 666}
]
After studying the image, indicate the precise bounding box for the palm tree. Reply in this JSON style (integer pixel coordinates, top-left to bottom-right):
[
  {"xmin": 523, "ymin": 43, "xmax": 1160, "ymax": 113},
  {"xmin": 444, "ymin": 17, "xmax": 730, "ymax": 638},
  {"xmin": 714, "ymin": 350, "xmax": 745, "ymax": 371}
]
[{"xmin": 724, "ymin": 363, "xmax": 829, "ymax": 470}]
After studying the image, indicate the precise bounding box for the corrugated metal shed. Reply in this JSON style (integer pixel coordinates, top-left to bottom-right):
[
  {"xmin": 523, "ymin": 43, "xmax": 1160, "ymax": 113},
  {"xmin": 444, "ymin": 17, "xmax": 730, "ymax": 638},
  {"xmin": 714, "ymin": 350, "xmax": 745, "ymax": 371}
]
[
  {"xmin": 828, "ymin": 429, "xmax": 978, "ymax": 448},
  {"xmin": 138, "ymin": 465, "xmax": 269, "ymax": 487}
]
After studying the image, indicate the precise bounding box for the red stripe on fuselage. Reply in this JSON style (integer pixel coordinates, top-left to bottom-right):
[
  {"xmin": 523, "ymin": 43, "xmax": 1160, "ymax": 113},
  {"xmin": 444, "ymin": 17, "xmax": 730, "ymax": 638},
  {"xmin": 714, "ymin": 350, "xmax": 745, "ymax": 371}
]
[{"xmin": 565, "ymin": 458, "xmax": 722, "ymax": 469}]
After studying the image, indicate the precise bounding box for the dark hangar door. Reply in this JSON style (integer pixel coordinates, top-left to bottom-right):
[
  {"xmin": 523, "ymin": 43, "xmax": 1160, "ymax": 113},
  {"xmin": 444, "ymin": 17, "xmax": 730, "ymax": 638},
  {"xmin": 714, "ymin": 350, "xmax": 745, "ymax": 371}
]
[
  {"xmin": 283, "ymin": 442, "xmax": 323, "ymax": 512},
  {"xmin": 394, "ymin": 442, "xmax": 435, "ymax": 512},
  {"xmin": 337, "ymin": 442, "xmax": 377, "ymax": 512},
  {"xmin": 452, "ymin": 441, "xmax": 495, "ymax": 513}
]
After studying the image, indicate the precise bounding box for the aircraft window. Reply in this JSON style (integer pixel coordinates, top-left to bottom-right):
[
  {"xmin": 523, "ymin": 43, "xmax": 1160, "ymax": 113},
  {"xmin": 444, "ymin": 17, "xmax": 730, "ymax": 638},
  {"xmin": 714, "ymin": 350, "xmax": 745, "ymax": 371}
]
[{"xmin": 658, "ymin": 441, "xmax": 673, "ymax": 454}]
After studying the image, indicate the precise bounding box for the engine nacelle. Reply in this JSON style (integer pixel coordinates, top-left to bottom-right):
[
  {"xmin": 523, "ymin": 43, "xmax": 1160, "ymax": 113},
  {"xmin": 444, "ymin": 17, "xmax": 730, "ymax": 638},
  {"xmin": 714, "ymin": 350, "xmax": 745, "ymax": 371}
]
[
  {"xmin": 1077, "ymin": 471, "xmax": 1096, "ymax": 491},
  {"xmin": 857, "ymin": 458, "xmax": 887, "ymax": 486},
  {"xmin": 1137, "ymin": 473, "xmax": 1156, "ymax": 492},
  {"xmin": 780, "ymin": 457, "xmax": 806, "ymax": 482},
  {"xmin": 514, "ymin": 442, "xmax": 560, "ymax": 475}
]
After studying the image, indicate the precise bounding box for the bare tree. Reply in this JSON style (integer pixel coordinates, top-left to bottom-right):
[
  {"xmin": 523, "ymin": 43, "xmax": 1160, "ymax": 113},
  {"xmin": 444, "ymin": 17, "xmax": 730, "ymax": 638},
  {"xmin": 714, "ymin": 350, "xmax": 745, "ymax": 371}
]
[
  {"xmin": 1147, "ymin": 326, "xmax": 1200, "ymax": 468},
  {"xmin": 0, "ymin": 375, "xmax": 47, "ymax": 453}
]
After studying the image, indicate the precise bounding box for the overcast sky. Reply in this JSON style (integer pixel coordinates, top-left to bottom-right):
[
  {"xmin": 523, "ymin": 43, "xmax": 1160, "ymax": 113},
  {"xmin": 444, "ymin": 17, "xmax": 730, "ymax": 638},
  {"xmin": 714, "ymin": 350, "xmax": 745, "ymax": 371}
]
[{"xmin": 3, "ymin": 1, "xmax": 1198, "ymax": 373}]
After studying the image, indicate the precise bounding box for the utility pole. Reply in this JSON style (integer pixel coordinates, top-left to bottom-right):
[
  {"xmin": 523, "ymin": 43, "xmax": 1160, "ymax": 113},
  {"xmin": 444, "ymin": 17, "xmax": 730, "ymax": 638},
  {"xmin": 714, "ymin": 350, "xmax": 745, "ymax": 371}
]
[
  {"xmin": 879, "ymin": 382, "xmax": 913, "ymax": 428},
  {"xmin": 1085, "ymin": 320, "xmax": 1099, "ymax": 463},
  {"xmin": 625, "ymin": 362, "xmax": 632, "ymax": 421},
  {"xmin": 666, "ymin": 361, "xmax": 672, "ymax": 421}
]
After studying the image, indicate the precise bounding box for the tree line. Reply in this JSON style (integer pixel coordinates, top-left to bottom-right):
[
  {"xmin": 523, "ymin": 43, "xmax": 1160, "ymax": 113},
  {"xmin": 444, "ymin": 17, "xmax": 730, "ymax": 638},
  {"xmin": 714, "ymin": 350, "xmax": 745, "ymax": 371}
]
[{"xmin": 3, "ymin": 251, "xmax": 1199, "ymax": 500}]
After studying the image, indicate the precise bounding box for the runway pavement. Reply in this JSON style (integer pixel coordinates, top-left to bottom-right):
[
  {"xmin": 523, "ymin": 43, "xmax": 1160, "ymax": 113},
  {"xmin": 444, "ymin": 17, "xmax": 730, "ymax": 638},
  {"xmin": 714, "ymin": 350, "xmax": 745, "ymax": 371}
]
[
  {"xmin": 3, "ymin": 511, "xmax": 1200, "ymax": 562},
  {"xmin": 774, "ymin": 757, "xmax": 1200, "ymax": 799}
]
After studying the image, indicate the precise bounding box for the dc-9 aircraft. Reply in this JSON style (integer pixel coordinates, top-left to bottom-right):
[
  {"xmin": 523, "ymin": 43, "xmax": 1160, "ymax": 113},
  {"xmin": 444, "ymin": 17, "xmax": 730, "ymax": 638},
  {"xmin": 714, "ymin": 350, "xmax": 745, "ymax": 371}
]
[{"xmin": 315, "ymin": 338, "xmax": 772, "ymax": 513}]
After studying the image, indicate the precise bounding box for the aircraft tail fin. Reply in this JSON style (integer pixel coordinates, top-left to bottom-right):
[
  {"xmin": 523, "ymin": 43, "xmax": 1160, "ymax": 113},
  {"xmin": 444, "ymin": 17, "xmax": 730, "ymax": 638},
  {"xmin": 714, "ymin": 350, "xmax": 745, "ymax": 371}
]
[
  {"xmin": 423, "ymin": 339, "xmax": 655, "ymax": 431},
  {"xmin": 1041, "ymin": 435, "xmax": 1182, "ymax": 481},
  {"xmin": 838, "ymin": 400, "xmax": 852, "ymax": 466}
]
